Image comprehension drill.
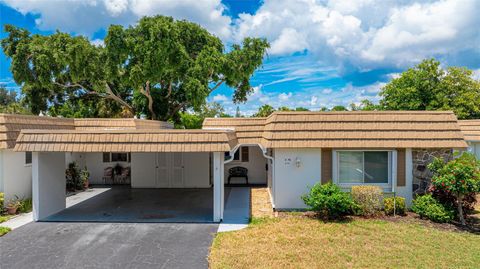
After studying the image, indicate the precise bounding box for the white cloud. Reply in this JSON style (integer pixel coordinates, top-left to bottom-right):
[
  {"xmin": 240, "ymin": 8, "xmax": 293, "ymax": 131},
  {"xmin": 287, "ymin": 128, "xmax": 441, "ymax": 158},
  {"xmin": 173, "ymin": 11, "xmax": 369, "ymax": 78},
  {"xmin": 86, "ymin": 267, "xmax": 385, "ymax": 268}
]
[
  {"xmin": 278, "ymin": 92, "xmax": 293, "ymax": 101},
  {"xmin": 310, "ymin": 96, "xmax": 318, "ymax": 106},
  {"xmin": 3, "ymin": 0, "xmax": 232, "ymax": 39},
  {"xmin": 321, "ymin": 88, "xmax": 333, "ymax": 94},
  {"xmin": 212, "ymin": 94, "xmax": 228, "ymax": 102},
  {"xmin": 90, "ymin": 39, "xmax": 105, "ymax": 47},
  {"xmin": 234, "ymin": 0, "xmax": 480, "ymax": 69}
]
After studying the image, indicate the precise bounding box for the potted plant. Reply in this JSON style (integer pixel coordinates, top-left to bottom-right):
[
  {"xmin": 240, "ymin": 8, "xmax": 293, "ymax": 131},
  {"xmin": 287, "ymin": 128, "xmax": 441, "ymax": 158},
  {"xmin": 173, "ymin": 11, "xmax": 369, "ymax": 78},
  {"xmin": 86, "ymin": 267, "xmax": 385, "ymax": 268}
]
[
  {"xmin": 80, "ymin": 167, "xmax": 90, "ymax": 190},
  {"xmin": 6, "ymin": 197, "xmax": 21, "ymax": 215}
]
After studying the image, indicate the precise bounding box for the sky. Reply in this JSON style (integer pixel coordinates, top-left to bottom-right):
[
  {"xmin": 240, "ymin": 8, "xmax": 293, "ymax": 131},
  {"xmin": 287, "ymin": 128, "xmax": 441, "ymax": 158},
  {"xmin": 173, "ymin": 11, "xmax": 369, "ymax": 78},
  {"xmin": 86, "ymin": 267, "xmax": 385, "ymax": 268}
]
[{"xmin": 1, "ymin": 0, "xmax": 479, "ymax": 116}]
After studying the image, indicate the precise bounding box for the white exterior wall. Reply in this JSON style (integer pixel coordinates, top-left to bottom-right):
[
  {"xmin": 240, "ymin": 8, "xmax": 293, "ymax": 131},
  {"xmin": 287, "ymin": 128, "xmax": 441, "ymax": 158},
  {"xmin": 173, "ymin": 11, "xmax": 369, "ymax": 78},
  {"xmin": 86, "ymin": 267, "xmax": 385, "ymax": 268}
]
[
  {"xmin": 69, "ymin": 153, "xmax": 130, "ymax": 184},
  {"xmin": 2, "ymin": 150, "xmax": 32, "ymax": 201},
  {"xmin": 273, "ymin": 148, "xmax": 321, "ymax": 209},
  {"xmin": 32, "ymin": 152, "xmax": 66, "ymax": 221},
  {"xmin": 396, "ymin": 148, "xmax": 414, "ymax": 206},
  {"xmin": 0, "ymin": 150, "xmax": 4, "ymax": 194},
  {"xmin": 224, "ymin": 146, "xmax": 267, "ymax": 184},
  {"xmin": 131, "ymin": 152, "xmax": 210, "ymax": 188}
]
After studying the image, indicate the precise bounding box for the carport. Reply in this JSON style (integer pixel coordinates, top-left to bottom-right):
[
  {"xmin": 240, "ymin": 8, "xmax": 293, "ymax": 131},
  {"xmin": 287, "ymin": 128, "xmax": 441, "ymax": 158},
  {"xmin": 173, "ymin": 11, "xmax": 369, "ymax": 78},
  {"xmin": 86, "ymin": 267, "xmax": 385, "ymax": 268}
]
[{"xmin": 14, "ymin": 129, "xmax": 239, "ymax": 222}]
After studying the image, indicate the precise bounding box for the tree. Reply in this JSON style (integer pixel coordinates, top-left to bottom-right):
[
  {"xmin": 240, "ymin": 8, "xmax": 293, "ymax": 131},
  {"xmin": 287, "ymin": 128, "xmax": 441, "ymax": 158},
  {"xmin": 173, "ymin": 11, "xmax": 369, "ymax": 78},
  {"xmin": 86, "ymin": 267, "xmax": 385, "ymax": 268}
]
[
  {"xmin": 177, "ymin": 102, "xmax": 231, "ymax": 129},
  {"xmin": 235, "ymin": 106, "xmax": 241, "ymax": 117},
  {"xmin": 428, "ymin": 152, "xmax": 480, "ymax": 226},
  {"xmin": 331, "ymin": 105, "xmax": 348, "ymax": 111},
  {"xmin": 2, "ymin": 16, "xmax": 269, "ymax": 121},
  {"xmin": 0, "ymin": 86, "xmax": 30, "ymax": 114},
  {"xmin": 294, "ymin": 107, "xmax": 310, "ymax": 111},
  {"xmin": 379, "ymin": 59, "xmax": 480, "ymax": 119},
  {"xmin": 253, "ymin": 104, "xmax": 275, "ymax": 117}
]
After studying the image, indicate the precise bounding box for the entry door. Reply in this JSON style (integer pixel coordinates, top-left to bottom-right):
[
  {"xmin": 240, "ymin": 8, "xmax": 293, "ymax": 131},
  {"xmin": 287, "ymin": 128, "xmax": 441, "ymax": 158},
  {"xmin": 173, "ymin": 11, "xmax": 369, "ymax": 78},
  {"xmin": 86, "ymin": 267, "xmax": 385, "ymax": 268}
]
[
  {"xmin": 156, "ymin": 153, "xmax": 169, "ymax": 187},
  {"xmin": 155, "ymin": 153, "xmax": 184, "ymax": 188}
]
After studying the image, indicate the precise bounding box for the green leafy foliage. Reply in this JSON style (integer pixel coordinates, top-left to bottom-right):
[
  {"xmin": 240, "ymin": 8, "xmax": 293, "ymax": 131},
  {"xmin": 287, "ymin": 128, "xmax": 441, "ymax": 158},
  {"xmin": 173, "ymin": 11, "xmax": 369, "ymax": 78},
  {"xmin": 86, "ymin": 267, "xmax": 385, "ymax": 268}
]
[
  {"xmin": 384, "ymin": 197, "xmax": 406, "ymax": 216},
  {"xmin": 379, "ymin": 59, "xmax": 480, "ymax": 119},
  {"xmin": 427, "ymin": 152, "xmax": 480, "ymax": 225},
  {"xmin": 0, "ymin": 192, "xmax": 4, "ymax": 209},
  {"xmin": 302, "ymin": 183, "xmax": 355, "ymax": 219},
  {"xmin": 412, "ymin": 194, "xmax": 454, "ymax": 223},
  {"xmin": 177, "ymin": 102, "xmax": 231, "ymax": 129},
  {"xmin": 2, "ymin": 16, "xmax": 269, "ymax": 121},
  {"xmin": 0, "ymin": 226, "xmax": 11, "ymax": 237},
  {"xmin": 18, "ymin": 198, "xmax": 32, "ymax": 213},
  {"xmin": 0, "ymin": 86, "xmax": 30, "ymax": 114},
  {"xmin": 253, "ymin": 104, "xmax": 275, "ymax": 117},
  {"xmin": 351, "ymin": 186, "xmax": 383, "ymax": 217}
]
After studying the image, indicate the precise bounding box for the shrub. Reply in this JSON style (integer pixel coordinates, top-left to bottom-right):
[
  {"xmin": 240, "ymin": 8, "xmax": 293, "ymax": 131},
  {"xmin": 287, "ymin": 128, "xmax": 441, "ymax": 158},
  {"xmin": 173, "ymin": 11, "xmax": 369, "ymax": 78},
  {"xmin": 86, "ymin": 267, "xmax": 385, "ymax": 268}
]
[
  {"xmin": 412, "ymin": 194, "xmax": 454, "ymax": 223},
  {"xmin": 430, "ymin": 187, "xmax": 477, "ymax": 216},
  {"xmin": 18, "ymin": 198, "xmax": 32, "ymax": 213},
  {"xmin": 428, "ymin": 152, "xmax": 480, "ymax": 225},
  {"xmin": 302, "ymin": 182, "xmax": 355, "ymax": 219},
  {"xmin": 351, "ymin": 186, "xmax": 383, "ymax": 216},
  {"xmin": 0, "ymin": 192, "xmax": 4, "ymax": 209},
  {"xmin": 384, "ymin": 196, "xmax": 406, "ymax": 216}
]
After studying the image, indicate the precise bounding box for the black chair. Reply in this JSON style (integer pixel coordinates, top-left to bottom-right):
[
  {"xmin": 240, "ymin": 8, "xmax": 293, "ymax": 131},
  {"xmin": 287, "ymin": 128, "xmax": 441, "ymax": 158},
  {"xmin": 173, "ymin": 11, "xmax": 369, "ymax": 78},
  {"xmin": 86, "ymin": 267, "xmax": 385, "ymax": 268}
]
[{"xmin": 228, "ymin": 166, "xmax": 248, "ymax": 184}]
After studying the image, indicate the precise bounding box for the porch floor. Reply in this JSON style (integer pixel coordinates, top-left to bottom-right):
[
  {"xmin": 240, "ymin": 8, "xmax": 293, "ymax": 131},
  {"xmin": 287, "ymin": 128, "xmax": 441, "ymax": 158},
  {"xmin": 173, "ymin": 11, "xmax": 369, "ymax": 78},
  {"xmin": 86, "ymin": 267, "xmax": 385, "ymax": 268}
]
[{"xmin": 44, "ymin": 186, "xmax": 232, "ymax": 223}]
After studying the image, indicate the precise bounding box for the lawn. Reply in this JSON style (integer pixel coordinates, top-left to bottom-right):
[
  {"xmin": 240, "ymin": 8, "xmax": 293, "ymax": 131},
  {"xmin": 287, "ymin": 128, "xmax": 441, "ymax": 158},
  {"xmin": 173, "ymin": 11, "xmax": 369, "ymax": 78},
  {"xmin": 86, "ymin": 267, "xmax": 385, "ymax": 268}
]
[{"xmin": 209, "ymin": 216, "xmax": 480, "ymax": 269}]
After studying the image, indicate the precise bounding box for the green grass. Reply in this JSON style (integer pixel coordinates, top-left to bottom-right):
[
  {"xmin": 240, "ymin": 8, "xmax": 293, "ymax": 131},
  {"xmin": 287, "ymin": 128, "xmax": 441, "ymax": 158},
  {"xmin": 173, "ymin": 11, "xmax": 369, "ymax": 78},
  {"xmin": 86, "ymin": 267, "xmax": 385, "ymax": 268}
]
[
  {"xmin": 0, "ymin": 215, "xmax": 11, "ymax": 223},
  {"xmin": 209, "ymin": 216, "xmax": 480, "ymax": 269},
  {"xmin": 0, "ymin": 226, "xmax": 11, "ymax": 237}
]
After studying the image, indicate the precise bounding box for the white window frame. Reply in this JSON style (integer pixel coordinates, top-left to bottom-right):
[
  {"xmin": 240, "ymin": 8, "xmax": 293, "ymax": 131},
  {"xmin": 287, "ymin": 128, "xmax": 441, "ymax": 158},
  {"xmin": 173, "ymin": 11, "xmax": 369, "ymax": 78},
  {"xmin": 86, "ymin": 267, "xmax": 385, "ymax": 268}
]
[{"xmin": 332, "ymin": 149, "xmax": 397, "ymax": 189}]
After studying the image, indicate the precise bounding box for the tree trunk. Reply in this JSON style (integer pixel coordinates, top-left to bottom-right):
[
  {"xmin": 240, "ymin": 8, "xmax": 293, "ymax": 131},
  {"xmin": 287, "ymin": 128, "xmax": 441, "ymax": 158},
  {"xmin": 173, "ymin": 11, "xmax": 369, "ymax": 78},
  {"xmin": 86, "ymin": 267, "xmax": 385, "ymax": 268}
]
[
  {"xmin": 457, "ymin": 194, "xmax": 466, "ymax": 226},
  {"xmin": 139, "ymin": 81, "xmax": 156, "ymax": 120}
]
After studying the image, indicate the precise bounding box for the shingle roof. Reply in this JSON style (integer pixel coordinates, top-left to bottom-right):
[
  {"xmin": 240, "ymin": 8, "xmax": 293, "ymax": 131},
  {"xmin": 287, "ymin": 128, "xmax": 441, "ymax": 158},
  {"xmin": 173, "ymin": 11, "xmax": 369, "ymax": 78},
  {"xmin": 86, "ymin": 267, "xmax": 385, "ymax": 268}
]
[
  {"xmin": 0, "ymin": 114, "xmax": 74, "ymax": 149},
  {"xmin": 0, "ymin": 114, "xmax": 172, "ymax": 149},
  {"xmin": 202, "ymin": 117, "xmax": 265, "ymax": 144},
  {"xmin": 458, "ymin": 120, "xmax": 480, "ymax": 141},
  {"xmin": 203, "ymin": 111, "xmax": 467, "ymax": 149},
  {"xmin": 14, "ymin": 129, "xmax": 238, "ymax": 152}
]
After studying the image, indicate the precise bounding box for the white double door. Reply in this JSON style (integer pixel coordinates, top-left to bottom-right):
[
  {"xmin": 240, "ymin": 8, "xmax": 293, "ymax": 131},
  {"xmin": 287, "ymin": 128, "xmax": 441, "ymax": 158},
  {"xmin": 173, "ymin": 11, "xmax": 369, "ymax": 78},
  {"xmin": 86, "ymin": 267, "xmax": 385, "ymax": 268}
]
[{"xmin": 156, "ymin": 152, "xmax": 184, "ymax": 188}]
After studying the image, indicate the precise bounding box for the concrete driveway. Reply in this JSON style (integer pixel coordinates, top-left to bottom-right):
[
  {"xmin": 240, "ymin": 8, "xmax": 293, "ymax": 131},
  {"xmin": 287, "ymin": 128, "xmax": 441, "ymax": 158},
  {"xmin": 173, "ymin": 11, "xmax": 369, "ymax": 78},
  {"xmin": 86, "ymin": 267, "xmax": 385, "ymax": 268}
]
[{"xmin": 0, "ymin": 222, "xmax": 218, "ymax": 269}]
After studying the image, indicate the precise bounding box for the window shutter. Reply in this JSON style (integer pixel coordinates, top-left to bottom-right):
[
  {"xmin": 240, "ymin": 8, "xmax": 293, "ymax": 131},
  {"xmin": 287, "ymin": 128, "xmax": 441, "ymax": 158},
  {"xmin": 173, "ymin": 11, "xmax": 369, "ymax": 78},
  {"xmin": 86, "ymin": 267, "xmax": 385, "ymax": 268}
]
[
  {"xmin": 321, "ymin": 149, "xmax": 332, "ymax": 184},
  {"xmin": 396, "ymin": 149, "xmax": 406, "ymax": 187}
]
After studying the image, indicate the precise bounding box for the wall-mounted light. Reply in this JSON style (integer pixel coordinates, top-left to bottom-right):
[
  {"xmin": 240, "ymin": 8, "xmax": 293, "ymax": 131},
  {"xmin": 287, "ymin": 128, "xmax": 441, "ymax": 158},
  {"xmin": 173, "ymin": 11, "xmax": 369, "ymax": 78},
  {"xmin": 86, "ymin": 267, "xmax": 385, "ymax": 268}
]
[{"xmin": 295, "ymin": 157, "xmax": 301, "ymax": 168}]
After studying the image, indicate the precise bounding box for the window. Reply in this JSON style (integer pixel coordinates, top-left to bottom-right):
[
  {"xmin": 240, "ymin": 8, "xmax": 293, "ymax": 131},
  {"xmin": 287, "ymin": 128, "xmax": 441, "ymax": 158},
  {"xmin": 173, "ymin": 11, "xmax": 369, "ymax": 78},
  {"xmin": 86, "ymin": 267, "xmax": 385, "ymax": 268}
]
[
  {"xmin": 241, "ymin": 147, "xmax": 249, "ymax": 162},
  {"xmin": 337, "ymin": 151, "xmax": 390, "ymax": 184},
  {"xmin": 103, "ymin": 152, "xmax": 110, "ymax": 163},
  {"xmin": 25, "ymin": 152, "xmax": 32, "ymax": 165},
  {"xmin": 103, "ymin": 152, "xmax": 131, "ymax": 163},
  {"xmin": 233, "ymin": 150, "xmax": 240, "ymax": 161}
]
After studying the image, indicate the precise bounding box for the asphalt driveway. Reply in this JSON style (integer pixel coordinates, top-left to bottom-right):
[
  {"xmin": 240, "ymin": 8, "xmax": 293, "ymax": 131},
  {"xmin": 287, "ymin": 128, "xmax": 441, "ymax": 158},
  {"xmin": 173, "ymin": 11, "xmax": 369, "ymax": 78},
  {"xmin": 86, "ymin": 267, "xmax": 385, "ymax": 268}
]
[{"xmin": 0, "ymin": 222, "xmax": 218, "ymax": 269}]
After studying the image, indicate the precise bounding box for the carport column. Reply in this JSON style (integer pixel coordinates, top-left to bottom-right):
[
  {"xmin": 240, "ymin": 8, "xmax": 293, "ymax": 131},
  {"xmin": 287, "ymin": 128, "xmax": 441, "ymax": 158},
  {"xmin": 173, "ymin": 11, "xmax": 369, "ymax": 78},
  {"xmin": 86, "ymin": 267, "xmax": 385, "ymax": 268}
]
[
  {"xmin": 213, "ymin": 152, "xmax": 224, "ymax": 222},
  {"xmin": 32, "ymin": 152, "xmax": 66, "ymax": 221}
]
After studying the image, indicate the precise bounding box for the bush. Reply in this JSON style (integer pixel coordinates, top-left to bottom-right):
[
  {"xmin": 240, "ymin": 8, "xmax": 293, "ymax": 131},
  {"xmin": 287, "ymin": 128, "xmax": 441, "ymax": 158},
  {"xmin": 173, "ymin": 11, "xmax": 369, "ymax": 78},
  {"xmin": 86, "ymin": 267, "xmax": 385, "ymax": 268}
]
[
  {"xmin": 430, "ymin": 187, "xmax": 477, "ymax": 216},
  {"xmin": 351, "ymin": 186, "xmax": 383, "ymax": 216},
  {"xmin": 412, "ymin": 194, "xmax": 454, "ymax": 223},
  {"xmin": 302, "ymin": 182, "xmax": 355, "ymax": 219},
  {"xmin": 384, "ymin": 196, "xmax": 406, "ymax": 216},
  {"xmin": 0, "ymin": 192, "xmax": 4, "ymax": 209},
  {"xmin": 18, "ymin": 198, "xmax": 32, "ymax": 213}
]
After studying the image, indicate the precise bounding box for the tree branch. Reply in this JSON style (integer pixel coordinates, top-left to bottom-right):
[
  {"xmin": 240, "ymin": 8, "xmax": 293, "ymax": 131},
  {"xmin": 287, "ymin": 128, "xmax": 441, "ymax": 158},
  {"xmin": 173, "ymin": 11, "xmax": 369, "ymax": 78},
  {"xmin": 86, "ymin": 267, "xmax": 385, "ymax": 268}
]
[
  {"xmin": 210, "ymin": 79, "xmax": 225, "ymax": 92},
  {"xmin": 165, "ymin": 81, "xmax": 172, "ymax": 98},
  {"xmin": 139, "ymin": 80, "xmax": 156, "ymax": 120},
  {"xmin": 104, "ymin": 82, "xmax": 135, "ymax": 115}
]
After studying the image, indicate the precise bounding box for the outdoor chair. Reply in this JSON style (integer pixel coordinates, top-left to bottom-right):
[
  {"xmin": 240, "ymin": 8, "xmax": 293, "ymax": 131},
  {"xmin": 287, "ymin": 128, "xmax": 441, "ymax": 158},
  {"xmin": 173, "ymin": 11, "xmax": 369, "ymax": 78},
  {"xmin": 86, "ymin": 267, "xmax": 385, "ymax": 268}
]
[
  {"xmin": 116, "ymin": 167, "xmax": 131, "ymax": 184},
  {"xmin": 102, "ymin": 167, "xmax": 114, "ymax": 184},
  {"xmin": 228, "ymin": 166, "xmax": 249, "ymax": 184}
]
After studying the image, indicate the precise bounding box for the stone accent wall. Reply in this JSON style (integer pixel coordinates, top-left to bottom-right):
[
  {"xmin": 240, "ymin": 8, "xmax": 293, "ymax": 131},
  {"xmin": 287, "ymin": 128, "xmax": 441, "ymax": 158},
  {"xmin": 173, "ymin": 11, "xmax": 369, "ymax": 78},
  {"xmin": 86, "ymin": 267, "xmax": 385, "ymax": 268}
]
[{"xmin": 412, "ymin": 148, "xmax": 453, "ymax": 195}]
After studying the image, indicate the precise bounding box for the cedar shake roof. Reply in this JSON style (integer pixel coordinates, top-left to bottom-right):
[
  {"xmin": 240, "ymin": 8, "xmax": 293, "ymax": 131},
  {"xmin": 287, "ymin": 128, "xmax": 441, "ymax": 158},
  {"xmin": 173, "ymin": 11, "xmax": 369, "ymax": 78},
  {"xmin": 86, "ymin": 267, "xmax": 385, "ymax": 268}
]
[
  {"xmin": 0, "ymin": 114, "xmax": 74, "ymax": 149},
  {"xmin": 458, "ymin": 120, "xmax": 480, "ymax": 141},
  {"xmin": 203, "ymin": 111, "xmax": 468, "ymax": 149},
  {"xmin": 0, "ymin": 114, "xmax": 171, "ymax": 149},
  {"xmin": 14, "ymin": 129, "xmax": 238, "ymax": 152},
  {"xmin": 202, "ymin": 117, "xmax": 265, "ymax": 144}
]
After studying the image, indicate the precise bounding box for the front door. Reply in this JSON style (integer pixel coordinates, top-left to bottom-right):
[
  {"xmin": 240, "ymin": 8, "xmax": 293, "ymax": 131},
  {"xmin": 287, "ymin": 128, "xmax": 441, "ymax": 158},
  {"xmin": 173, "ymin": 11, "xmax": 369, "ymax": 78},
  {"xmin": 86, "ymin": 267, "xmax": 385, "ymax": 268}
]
[{"xmin": 155, "ymin": 153, "xmax": 184, "ymax": 188}]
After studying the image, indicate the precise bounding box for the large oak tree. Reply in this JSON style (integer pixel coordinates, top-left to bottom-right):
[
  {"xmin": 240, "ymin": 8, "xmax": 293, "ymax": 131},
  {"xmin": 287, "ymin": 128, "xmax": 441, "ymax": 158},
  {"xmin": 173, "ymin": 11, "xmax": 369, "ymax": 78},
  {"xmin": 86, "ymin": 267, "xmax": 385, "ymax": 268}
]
[{"xmin": 2, "ymin": 16, "xmax": 269, "ymax": 121}]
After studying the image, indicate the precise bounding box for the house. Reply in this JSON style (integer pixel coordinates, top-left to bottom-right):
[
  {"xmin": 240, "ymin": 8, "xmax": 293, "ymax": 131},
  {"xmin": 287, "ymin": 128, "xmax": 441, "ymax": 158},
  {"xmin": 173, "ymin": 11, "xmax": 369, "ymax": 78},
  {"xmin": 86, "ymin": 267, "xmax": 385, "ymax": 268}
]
[
  {"xmin": 4, "ymin": 111, "xmax": 467, "ymax": 222},
  {"xmin": 0, "ymin": 113, "xmax": 172, "ymax": 202},
  {"xmin": 458, "ymin": 120, "xmax": 480, "ymax": 159},
  {"xmin": 203, "ymin": 111, "xmax": 467, "ymax": 208}
]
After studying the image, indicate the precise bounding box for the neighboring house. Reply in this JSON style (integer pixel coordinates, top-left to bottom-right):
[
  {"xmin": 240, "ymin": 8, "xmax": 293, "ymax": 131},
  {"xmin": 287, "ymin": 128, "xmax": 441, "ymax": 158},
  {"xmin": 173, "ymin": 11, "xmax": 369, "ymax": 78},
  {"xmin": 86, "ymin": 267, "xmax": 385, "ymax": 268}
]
[
  {"xmin": 5, "ymin": 111, "xmax": 467, "ymax": 222},
  {"xmin": 458, "ymin": 120, "xmax": 480, "ymax": 159},
  {"xmin": 0, "ymin": 114, "xmax": 172, "ymax": 202}
]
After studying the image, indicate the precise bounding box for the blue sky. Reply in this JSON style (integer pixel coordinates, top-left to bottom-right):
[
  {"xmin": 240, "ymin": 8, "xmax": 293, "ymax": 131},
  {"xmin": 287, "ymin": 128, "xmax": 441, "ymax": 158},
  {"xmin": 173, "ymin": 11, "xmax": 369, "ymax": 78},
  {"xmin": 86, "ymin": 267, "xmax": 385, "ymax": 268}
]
[{"xmin": 1, "ymin": 0, "xmax": 479, "ymax": 116}]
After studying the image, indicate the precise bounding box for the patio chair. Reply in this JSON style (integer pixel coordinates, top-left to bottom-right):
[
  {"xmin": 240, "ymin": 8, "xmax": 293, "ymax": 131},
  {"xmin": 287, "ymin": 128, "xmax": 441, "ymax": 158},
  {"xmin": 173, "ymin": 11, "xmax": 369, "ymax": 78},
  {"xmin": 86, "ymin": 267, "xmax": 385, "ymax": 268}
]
[
  {"xmin": 228, "ymin": 166, "xmax": 248, "ymax": 184},
  {"xmin": 116, "ymin": 167, "xmax": 131, "ymax": 184},
  {"xmin": 103, "ymin": 167, "xmax": 114, "ymax": 184}
]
